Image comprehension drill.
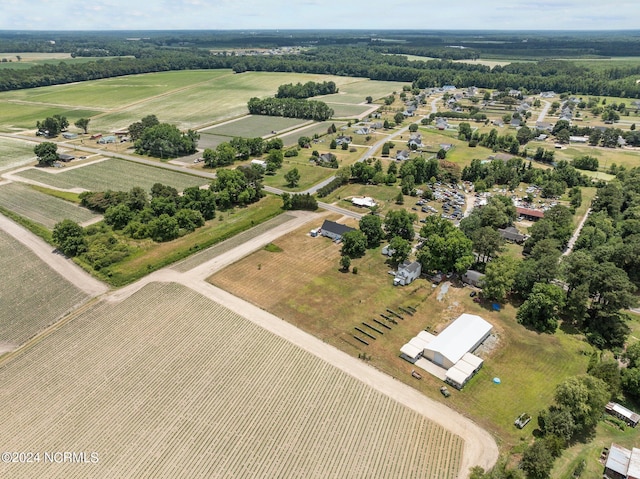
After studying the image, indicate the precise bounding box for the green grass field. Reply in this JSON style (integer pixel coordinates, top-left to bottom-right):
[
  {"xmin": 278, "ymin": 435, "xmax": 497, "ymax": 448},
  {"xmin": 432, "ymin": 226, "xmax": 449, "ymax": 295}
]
[
  {"xmin": 0, "ymin": 137, "xmax": 37, "ymax": 170},
  {"xmin": 0, "ymin": 229, "xmax": 89, "ymax": 347},
  {"xmin": 0, "ymin": 182, "xmax": 98, "ymax": 228},
  {"xmin": 202, "ymin": 115, "xmax": 309, "ymax": 138},
  {"xmin": 278, "ymin": 121, "xmax": 346, "ymax": 146},
  {"xmin": 327, "ymin": 103, "xmax": 374, "ymax": 118},
  {"xmin": 528, "ymin": 140, "xmax": 640, "ymax": 170},
  {"xmin": 15, "ymin": 159, "xmax": 208, "ymax": 192},
  {"xmin": 0, "ymin": 101, "xmax": 99, "ymax": 132}
]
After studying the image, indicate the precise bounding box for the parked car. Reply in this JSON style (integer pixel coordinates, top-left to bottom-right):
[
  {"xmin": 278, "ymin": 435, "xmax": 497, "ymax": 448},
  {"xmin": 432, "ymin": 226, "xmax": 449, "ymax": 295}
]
[
  {"xmin": 469, "ymin": 291, "xmax": 477, "ymax": 297},
  {"xmin": 440, "ymin": 386, "xmax": 451, "ymax": 397}
]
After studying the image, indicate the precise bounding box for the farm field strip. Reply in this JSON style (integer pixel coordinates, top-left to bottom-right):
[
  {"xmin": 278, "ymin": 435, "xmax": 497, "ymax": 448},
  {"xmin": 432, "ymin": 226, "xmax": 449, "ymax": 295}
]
[
  {"xmin": 172, "ymin": 213, "xmax": 297, "ymax": 273},
  {"xmin": 14, "ymin": 159, "xmax": 208, "ymax": 192},
  {"xmin": 0, "ymin": 182, "xmax": 98, "ymax": 228},
  {"xmin": 201, "ymin": 115, "xmax": 309, "ymax": 138},
  {"xmin": 0, "ymin": 136, "xmax": 37, "ymax": 170},
  {"xmin": 0, "ymin": 228, "xmax": 89, "ymax": 347},
  {"xmin": 0, "ymin": 282, "xmax": 463, "ymax": 478}
]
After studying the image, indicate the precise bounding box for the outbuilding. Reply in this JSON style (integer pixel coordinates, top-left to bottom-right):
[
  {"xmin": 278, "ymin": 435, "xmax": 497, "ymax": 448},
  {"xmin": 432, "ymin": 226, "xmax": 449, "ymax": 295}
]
[
  {"xmin": 461, "ymin": 270, "xmax": 485, "ymax": 288},
  {"xmin": 394, "ymin": 260, "xmax": 422, "ymax": 286},
  {"xmin": 320, "ymin": 220, "xmax": 355, "ymax": 242},
  {"xmin": 423, "ymin": 313, "xmax": 492, "ymax": 369}
]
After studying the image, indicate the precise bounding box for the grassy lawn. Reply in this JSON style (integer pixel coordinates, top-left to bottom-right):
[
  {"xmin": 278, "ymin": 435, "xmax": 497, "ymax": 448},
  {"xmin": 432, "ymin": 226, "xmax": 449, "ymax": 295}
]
[
  {"xmin": 0, "ymin": 101, "xmax": 99, "ymax": 132},
  {"xmin": 278, "ymin": 120, "xmax": 347, "ymax": 146},
  {"xmin": 552, "ymin": 419, "xmax": 640, "ymax": 479},
  {"xmin": 327, "ymin": 103, "xmax": 374, "ymax": 118},
  {"xmin": 98, "ymin": 194, "xmax": 283, "ymax": 286},
  {"xmin": 201, "ymin": 115, "xmax": 310, "ymax": 138},
  {"xmin": 319, "ymin": 79, "xmax": 410, "ymax": 104},
  {"xmin": 15, "ymin": 158, "xmax": 208, "ymax": 192},
  {"xmin": 0, "ymin": 137, "xmax": 37, "ymax": 170},
  {"xmin": 209, "ymin": 220, "xmax": 592, "ymax": 450},
  {"xmin": 262, "ymin": 161, "xmax": 336, "ymax": 192},
  {"xmin": 528, "ymin": 140, "xmax": 640, "ymax": 170}
]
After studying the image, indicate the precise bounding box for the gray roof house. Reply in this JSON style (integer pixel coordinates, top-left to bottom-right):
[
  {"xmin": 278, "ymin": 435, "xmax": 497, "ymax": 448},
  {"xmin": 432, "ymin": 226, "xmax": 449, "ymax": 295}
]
[
  {"xmin": 499, "ymin": 226, "xmax": 527, "ymax": 244},
  {"xmin": 394, "ymin": 260, "xmax": 422, "ymax": 286},
  {"xmin": 396, "ymin": 149, "xmax": 410, "ymax": 161},
  {"xmin": 320, "ymin": 220, "xmax": 355, "ymax": 242}
]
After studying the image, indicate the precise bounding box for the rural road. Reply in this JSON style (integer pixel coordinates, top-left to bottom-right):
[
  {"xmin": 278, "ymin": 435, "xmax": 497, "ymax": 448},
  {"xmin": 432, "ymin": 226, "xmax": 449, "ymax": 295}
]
[
  {"xmin": 0, "ymin": 213, "xmax": 107, "ymax": 296},
  {"xmin": 101, "ymin": 211, "xmax": 499, "ymax": 477},
  {"xmin": 563, "ymin": 207, "xmax": 591, "ymax": 256},
  {"xmin": 2, "ymin": 200, "xmax": 499, "ymax": 477},
  {"xmin": 537, "ymin": 99, "xmax": 551, "ymax": 123}
]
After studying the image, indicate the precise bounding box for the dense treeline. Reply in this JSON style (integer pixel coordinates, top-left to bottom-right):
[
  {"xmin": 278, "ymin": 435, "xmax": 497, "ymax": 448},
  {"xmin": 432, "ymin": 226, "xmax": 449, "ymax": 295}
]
[
  {"xmin": 275, "ymin": 80, "xmax": 337, "ymax": 99},
  {"xmin": 3, "ymin": 44, "xmax": 640, "ymax": 98},
  {"xmin": 247, "ymin": 97, "xmax": 334, "ymax": 121}
]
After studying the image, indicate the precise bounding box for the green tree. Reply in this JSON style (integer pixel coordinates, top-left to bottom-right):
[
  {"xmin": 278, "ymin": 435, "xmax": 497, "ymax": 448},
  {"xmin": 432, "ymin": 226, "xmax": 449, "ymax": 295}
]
[
  {"xmin": 481, "ymin": 255, "xmax": 518, "ymax": 302},
  {"xmin": 381, "ymin": 142, "xmax": 390, "ymax": 156},
  {"xmin": 33, "ymin": 141, "xmax": 58, "ymax": 166},
  {"xmin": 340, "ymin": 254, "xmax": 351, "ymax": 272},
  {"xmin": 330, "ymin": 138, "xmax": 337, "ymax": 149},
  {"xmin": 554, "ymin": 375, "xmax": 610, "ymax": 432},
  {"xmin": 588, "ymin": 359, "xmax": 621, "ymax": 398},
  {"xmin": 389, "ymin": 236, "xmax": 411, "ymax": 264},
  {"xmin": 516, "ymin": 283, "xmax": 566, "ymax": 333},
  {"xmin": 394, "ymin": 112, "xmax": 405, "ymax": 124},
  {"xmin": 365, "ymin": 96, "xmax": 373, "ymax": 104},
  {"xmin": 104, "ymin": 204, "xmax": 133, "ymax": 230},
  {"xmin": 359, "ymin": 214, "xmax": 384, "ymax": 247},
  {"xmin": 384, "ymin": 209, "xmax": 417, "ymax": 241},
  {"xmin": 409, "ymin": 123, "xmax": 419, "ymax": 132},
  {"xmin": 625, "ymin": 342, "xmax": 640, "ymax": 369},
  {"xmin": 538, "ymin": 407, "xmax": 577, "ymax": 442},
  {"xmin": 284, "ymin": 167, "xmax": 301, "ymax": 187},
  {"xmin": 520, "ymin": 440, "xmax": 554, "ymax": 479},
  {"xmin": 52, "ymin": 219, "xmax": 87, "ymax": 256},
  {"xmin": 74, "ymin": 118, "xmax": 90, "ymax": 134},
  {"xmin": 418, "ymin": 229, "xmax": 474, "ymax": 274},
  {"xmin": 471, "ymin": 226, "xmax": 504, "ymax": 263},
  {"xmin": 148, "ymin": 214, "xmax": 179, "ymax": 242},
  {"xmin": 622, "ymin": 367, "xmax": 640, "ymax": 398},
  {"xmin": 341, "ymin": 230, "xmax": 367, "ymax": 258}
]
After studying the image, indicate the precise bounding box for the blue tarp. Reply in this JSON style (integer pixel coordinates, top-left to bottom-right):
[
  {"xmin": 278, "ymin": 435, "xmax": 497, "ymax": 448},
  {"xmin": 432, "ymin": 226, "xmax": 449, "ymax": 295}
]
[{"xmin": 492, "ymin": 303, "xmax": 501, "ymax": 311}]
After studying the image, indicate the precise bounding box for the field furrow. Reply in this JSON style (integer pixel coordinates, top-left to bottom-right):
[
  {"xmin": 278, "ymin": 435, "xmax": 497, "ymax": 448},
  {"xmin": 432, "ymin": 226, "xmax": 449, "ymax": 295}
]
[{"xmin": 0, "ymin": 282, "xmax": 463, "ymax": 478}]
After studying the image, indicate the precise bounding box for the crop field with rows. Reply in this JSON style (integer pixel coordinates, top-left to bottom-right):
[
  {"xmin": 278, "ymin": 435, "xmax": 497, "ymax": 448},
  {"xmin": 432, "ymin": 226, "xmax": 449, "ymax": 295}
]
[
  {"xmin": 0, "ymin": 282, "xmax": 463, "ymax": 479},
  {"xmin": 0, "ymin": 182, "xmax": 98, "ymax": 228},
  {"xmin": 0, "ymin": 137, "xmax": 37, "ymax": 170},
  {"xmin": 15, "ymin": 159, "xmax": 208, "ymax": 192},
  {"xmin": 0, "ymin": 229, "xmax": 88, "ymax": 348}
]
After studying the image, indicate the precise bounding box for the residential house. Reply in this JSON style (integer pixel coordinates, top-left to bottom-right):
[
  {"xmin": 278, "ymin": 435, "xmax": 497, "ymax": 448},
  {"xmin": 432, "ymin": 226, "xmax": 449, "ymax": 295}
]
[
  {"xmin": 352, "ymin": 197, "xmax": 376, "ymax": 208},
  {"xmin": 335, "ymin": 135, "xmax": 351, "ymax": 145},
  {"xmin": 569, "ymin": 136, "xmax": 588, "ymax": 143},
  {"xmin": 435, "ymin": 118, "xmax": 449, "ymax": 130},
  {"xmin": 439, "ymin": 143, "xmax": 453, "ymax": 152},
  {"xmin": 509, "ymin": 118, "xmax": 522, "ymax": 128},
  {"xmin": 396, "ymin": 149, "xmax": 410, "ymax": 161},
  {"xmin": 320, "ymin": 220, "xmax": 355, "ymax": 242},
  {"xmin": 535, "ymin": 121, "xmax": 554, "ymax": 132},
  {"xmin": 498, "ymin": 226, "xmax": 527, "ymax": 244},
  {"xmin": 540, "ymin": 91, "xmax": 556, "ymax": 98},
  {"xmin": 394, "ymin": 260, "xmax": 422, "ymax": 286},
  {"xmin": 354, "ymin": 126, "xmax": 370, "ymax": 135}
]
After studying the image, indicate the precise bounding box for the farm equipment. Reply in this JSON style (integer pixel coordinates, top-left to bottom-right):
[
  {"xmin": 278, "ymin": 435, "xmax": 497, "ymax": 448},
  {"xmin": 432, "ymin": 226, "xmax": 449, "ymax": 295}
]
[{"xmin": 411, "ymin": 370, "xmax": 422, "ymax": 380}]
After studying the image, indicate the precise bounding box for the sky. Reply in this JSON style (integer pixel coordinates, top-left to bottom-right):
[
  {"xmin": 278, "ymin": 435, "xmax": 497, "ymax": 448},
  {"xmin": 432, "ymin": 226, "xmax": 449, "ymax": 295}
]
[{"xmin": 2, "ymin": 0, "xmax": 639, "ymax": 31}]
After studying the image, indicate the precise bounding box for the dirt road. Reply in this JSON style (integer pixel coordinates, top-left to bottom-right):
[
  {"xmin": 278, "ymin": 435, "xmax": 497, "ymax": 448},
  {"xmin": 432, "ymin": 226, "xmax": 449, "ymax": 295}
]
[
  {"xmin": 0, "ymin": 214, "xmax": 108, "ymax": 296},
  {"xmin": 2, "ymin": 205, "xmax": 499, "ymax": 477}
]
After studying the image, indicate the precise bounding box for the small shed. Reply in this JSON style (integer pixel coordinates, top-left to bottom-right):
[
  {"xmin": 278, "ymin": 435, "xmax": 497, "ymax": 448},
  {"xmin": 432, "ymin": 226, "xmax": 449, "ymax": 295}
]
[
  {"xmin": 57, "ymin": 153, "xmax": 76, "ymax": 162},
  {"xmin": 250, "ymin": 159, "xmax": 266, "ymax": 169},
  {"xmin": 606, "ymin": 402, "xmax": 640, "ymax": 427}
]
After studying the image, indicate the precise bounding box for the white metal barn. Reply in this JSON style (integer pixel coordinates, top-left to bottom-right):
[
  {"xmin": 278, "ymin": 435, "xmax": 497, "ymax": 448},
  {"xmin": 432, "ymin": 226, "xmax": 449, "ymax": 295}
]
[{"xmin": 422, "ymin": 313, "xmax": 492, "ymax": 370}]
